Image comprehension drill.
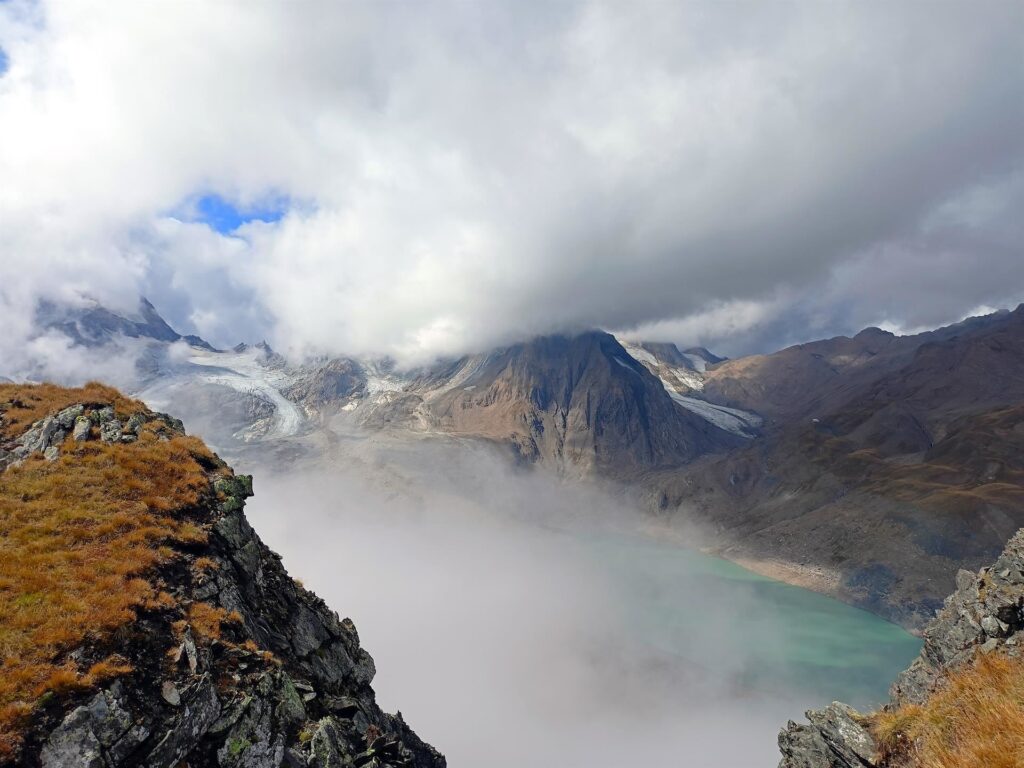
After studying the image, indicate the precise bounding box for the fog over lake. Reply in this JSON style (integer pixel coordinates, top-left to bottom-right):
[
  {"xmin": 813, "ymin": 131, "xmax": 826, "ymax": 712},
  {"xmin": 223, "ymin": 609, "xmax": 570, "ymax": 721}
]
[{"xmin": 242, "ymin": 436, "xmax": 921, "ymax": 768}]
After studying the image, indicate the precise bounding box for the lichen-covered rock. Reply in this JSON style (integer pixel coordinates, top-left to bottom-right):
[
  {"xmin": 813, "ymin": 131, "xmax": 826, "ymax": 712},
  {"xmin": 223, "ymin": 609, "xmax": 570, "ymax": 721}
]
[
  {"xmin": 124, "ymin": 412, "xmax": 147, "ymax": 436},
  {"xmin": 40, "ymin": 683, "xmax": 149, "ymax": 768},
  {"xmin": 16, "ymin": 416, "xmax": 63, "ymax": 457},
  {"xmin": 99, "ymin": 418, "xmax": 123, "ymax": 443},
  {"xmin": 778, "ymin": 703, "xmax": 876, "ymax": 768},
  {"xmin": 779, "ymin": 528, "xmax": 1024, "ymax": 767},
  {"xmin": 54, "ymin": 405, "xmax": 83, "ymax": 430},
  {"xmin": 144, "ymin": 676, "xmax": 222, "ymax": 767}
]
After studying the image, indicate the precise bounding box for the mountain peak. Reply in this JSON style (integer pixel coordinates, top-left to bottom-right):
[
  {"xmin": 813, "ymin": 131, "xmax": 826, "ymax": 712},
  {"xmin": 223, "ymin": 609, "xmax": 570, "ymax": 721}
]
[
  {"xmin": 35, "ymin": 296, "xmax": 216, "ymax": 351},
  {"xmin": 391, "ymin": 329, "xmax": 743, "ymax": 478}
]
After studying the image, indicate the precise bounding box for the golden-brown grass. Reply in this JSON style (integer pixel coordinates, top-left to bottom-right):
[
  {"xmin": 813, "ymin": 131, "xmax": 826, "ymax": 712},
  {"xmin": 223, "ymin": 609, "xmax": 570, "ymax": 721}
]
[
  {"xmin": 0, "ymin": 382, "xmax": 138, "ymax": 439},
  {"xmin": 0, "ymin": 384, "xmax": 228, "ymax": 759},
  {"xmin": 872, "ymin": 651, "xmax": 1024, "ymax": 768}
]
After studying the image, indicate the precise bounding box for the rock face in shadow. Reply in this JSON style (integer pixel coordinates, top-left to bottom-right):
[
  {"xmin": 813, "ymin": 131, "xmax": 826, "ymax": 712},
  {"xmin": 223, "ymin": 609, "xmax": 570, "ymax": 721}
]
[
  {"xmin": 777, "ymin": 528, "xmax": 1024, "ymax": 767},
  {"xmin": 12, "ymin": 415, "xmax": 444, "ymax": 768},
  {"xmin": 395, "ymin": 331, "xmax": 743, "ymax": 479}
]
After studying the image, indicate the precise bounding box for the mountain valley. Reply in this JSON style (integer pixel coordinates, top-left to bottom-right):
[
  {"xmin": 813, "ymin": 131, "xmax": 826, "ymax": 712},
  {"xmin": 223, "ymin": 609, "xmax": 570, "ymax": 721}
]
[{"xmin": 17, "ymin": 297, "xmax": 1024, "ymax": 634}]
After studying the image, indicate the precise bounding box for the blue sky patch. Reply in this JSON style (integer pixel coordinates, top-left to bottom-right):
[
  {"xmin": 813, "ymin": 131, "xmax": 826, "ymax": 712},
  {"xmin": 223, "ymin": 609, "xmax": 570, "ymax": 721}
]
[
  {"xmin": 191, "ymin": 193, "xmax": 288, "ymax": 234},
  {"xmin": 0, "ymin": 47, "xmax": 9, "ymax": 77}
]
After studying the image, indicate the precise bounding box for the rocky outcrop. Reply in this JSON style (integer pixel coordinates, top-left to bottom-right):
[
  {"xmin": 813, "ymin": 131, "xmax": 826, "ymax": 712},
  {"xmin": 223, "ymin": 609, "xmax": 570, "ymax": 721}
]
[
  {"xmin": 777, "ymin": 527, "xmax": 1024, "ymax": 767},
  {"xmin": 0, "ymin": 403, "xmax": 139, "ymax": 469},
  {"xmin": 7, "ymin": 401, "xmax": 444, "ymax": 768},
  {"xmin": 284, "ymin": 358, "xmax": 366, "ymax": 410},
  {"xmin": 890, "ymin": 530, "xmax": 1024, "ymax": 707}
]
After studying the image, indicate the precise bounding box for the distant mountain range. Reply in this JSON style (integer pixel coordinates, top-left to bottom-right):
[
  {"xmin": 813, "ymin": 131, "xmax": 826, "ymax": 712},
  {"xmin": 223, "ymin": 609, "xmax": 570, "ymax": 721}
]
[
  {"xmin": 37, "ymin": 297, "xmax": 218, "ymax": 351},
  {"xmin": 16, "ymin": 297, "xmax": 1024, "ymax": 629}
]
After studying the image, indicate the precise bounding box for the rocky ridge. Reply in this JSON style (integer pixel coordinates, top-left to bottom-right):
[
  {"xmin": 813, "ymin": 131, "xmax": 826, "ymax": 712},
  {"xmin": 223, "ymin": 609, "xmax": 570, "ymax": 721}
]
[
  {"xmin": 0, "ymin": 387, "xmax": 444, "ymax": 768},
  {"xmin": 778, "ymin": 527, "xmax": 1024, "ymax": 767}
]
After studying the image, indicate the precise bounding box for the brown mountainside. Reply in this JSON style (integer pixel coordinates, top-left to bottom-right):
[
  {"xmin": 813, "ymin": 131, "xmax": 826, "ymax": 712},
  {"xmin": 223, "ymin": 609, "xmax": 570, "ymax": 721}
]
[
  {"xmin": 405, "ymin": 331, "xmax": 744, "ymax": 478},
  {"xmin": 650, "ymin": 306, "xmax": 1024, "ymax": 627}
]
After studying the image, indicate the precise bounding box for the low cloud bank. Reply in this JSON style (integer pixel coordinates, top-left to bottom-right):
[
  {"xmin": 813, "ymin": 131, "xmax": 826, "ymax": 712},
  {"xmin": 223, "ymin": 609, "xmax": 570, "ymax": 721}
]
[{"xmin": 243, "ymin": 437, "xmax": 815, "ymax": 767}]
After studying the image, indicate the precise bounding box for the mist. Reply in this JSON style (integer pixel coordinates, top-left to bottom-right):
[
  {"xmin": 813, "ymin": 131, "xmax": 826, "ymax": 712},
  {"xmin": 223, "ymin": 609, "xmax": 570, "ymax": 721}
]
[{"xmin": 239, "ymin": 434, "xmax": 830, "ymax": 767}]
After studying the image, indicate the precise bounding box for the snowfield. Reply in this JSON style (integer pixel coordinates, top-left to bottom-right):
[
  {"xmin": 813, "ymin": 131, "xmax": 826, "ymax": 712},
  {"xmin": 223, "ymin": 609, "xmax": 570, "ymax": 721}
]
[
  {"xmin": 140, "ymin": 346, "xmax": 305, "ymax": 439},
  {"xmin": 663, "ymin": 388, "xmax": 761, "ymax": 437},
  {"xmin": 613, "ymin": 338, "xmax": 760, "ymax": 438}
]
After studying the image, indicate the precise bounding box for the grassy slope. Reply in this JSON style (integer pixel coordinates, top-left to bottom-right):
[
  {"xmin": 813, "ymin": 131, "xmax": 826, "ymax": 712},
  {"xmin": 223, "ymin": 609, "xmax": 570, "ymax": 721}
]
[
  {"xmin": 0, "ymin": 383, "xmax": 234, "ymax": 759},
  {"xmin": 872, "ymin": 651, "xmax": 1024, "ymax": 768}
]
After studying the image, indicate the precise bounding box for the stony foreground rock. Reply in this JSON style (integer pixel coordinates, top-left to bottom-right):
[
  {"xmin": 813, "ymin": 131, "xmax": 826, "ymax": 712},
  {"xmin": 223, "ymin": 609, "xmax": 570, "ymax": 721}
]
[{"xmin": 777, "ymin": 528, "xmax": 1024, "ymax": 767}]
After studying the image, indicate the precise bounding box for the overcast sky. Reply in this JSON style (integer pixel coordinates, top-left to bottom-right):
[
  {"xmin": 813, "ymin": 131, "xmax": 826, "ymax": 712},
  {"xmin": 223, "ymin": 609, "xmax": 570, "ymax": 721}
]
[{"xmin": 1, "ymin": 0, "xmax": 1021, "ymax": 364}]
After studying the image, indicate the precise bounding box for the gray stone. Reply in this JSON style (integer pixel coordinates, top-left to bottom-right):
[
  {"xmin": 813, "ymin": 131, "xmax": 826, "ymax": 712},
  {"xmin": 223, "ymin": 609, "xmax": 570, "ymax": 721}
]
[
  {"xmin": 18, "ymin": 416, "xmax": 59, "ymax": 455},
  {"xmin": 309, "ymin": 718, "xmax": 350, "ymax": 768},
  {"xmin": 72, "ymin": 414, "xmax": 92, "ymax": 442},
  {"xmin": 290, "ymin": 603, "xmax": 332, "ymax": 657},
  {"xmin": 275, "ymin": 675, "xmax": 307, "ymax": 727},
  {"xmin": 125, "ymin": 412, "xmax": 147, "ymax": 435},
  {"xmin": 778, "ymin": 702, "xmax": 876, "ymax": 768},
  {"xmin": 172, "ymin": 626, "xmax": 200, "ymax": 674},
  {"xmin": 146, "ymin": 676, "xmax": 221, "ymax": 767},
  {"xmin": 100, "ymin": 418, "xmax": 123, "ymax": 443},
  {"xmin": 41, "ymin": 707, "xmax": 104, "ymax": 768},
  {"xmin": 55, "ymin": 404, "xmax": 84, "ymax": 429},
  {"xmin": 41, "ymin": 684, "xmax": 149, "ymax": 768},
  {"xmin": 162, "ymin": 681, "xmax": 181, "ymax": 706},
  {"xmin": 981, "ymin": 615, "xmax": 1005, "ymax": 636}
]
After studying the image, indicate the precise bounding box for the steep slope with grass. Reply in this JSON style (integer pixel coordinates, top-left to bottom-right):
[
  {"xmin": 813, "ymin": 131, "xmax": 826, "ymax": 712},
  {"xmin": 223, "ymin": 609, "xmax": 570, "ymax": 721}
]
[
  {"xmin": 0, "ymin": 383, "xmax": 444, "ymax": 767},
  {"xmin": 779, "ymin": 527, "xmax": 1024, "ymax": 768}
]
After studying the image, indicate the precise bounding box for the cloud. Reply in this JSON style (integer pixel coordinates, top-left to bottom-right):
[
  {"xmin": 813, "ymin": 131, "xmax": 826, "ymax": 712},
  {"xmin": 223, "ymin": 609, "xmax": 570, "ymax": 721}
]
[
  {"xmin": 238, "ymin": 437, "xmax": 820, "ymax": 767},
  {"xmin": 0, "ymin": 0, "xmax": 1021, "ymax": 365}
]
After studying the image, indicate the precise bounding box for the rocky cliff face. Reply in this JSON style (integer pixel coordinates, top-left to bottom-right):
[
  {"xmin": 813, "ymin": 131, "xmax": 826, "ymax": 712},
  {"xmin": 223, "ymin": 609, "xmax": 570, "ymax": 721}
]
[
  {"xmin": 387, "ymin": 331, "xmax": 743, "ymax": 479},
  {"xmin": 778, "ymin": 527, "xmax": 1024, "ymax": 767},
  {"xmin": 0, "ymin": 385, "xmax": 444, "ymax": 768}
]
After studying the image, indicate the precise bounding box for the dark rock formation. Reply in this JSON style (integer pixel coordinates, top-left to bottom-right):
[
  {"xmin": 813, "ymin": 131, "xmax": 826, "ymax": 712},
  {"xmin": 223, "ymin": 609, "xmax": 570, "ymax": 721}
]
[
  {"xmin": 284, "ymin": 358, "xmax": 366, "ymax": 410},
  {"xmin": 777, "ymin": 527, "xmax": 1024, "ymax": 767}
]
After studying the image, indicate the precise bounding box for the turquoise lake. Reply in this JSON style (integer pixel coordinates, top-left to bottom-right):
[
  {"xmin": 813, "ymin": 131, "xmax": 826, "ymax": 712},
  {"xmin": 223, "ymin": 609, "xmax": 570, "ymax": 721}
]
[
  {"xmin": 244, "ymin": 450, "xmax": 926, "ymax": 766},
  {"xmin": 574, "ymin": 530, "xmax": 923, "ymax": 709}
]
